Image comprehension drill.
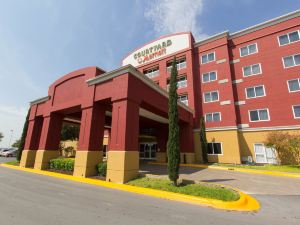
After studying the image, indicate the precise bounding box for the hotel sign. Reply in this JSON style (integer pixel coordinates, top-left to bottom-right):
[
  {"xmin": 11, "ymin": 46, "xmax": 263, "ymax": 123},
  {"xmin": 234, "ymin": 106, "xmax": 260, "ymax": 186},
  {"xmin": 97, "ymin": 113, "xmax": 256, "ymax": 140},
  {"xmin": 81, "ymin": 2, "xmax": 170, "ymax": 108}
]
[{"xmin": 122, "ymin": 33, "xmax": 190, "ymax": 67}]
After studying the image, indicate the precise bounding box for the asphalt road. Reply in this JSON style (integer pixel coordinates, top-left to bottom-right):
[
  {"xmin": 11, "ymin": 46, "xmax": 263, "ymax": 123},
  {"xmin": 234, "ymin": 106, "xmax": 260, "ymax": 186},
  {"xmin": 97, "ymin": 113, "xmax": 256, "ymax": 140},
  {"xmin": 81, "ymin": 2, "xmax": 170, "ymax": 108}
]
[{"xmin": 0, "ymin": 166, "xmax": 300, "ymax": 225}]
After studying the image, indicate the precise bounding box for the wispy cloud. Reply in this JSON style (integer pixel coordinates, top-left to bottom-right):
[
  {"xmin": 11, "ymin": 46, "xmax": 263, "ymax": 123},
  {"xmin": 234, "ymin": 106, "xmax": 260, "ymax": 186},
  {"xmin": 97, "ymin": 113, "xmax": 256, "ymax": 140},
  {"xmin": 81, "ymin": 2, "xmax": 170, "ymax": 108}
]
[{"xmin": 145, "ymin": 0, "xmax": 207, "ymax": 40}]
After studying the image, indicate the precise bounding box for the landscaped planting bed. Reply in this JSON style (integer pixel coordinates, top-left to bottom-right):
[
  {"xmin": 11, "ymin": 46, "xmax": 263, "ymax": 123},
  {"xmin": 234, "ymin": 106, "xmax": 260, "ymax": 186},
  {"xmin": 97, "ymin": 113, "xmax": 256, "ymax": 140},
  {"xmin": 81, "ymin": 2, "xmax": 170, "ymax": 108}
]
[{"xmin": 127, "ymin": 177, "xmax": 240, "ymax": 201}]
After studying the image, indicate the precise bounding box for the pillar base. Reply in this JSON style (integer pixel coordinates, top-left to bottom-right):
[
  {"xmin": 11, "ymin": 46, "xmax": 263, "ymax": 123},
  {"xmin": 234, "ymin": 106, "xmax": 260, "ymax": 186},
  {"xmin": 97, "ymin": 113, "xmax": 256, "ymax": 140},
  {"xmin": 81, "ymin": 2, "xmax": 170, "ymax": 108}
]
[
  {"xmin": 180, "ymin": 153, "xmax": 195, "ymax": 164},
  {"xmin": 73, "ymin": 151, "xmax": 102, "ymax": 177},
  {"xmin": 20, "ymin": 150, "xmax": 37, "ymax": 168},
  {"xmin": 34, "ymin": 150, "xmax": 59, "ymax": 170},
  {"xmin": 106, "ymin": 151, "xmax": 139, "ymax": 184},
  {"xmin": 156, "ymin": 152, "xmax": 167, "ymax": 163}
]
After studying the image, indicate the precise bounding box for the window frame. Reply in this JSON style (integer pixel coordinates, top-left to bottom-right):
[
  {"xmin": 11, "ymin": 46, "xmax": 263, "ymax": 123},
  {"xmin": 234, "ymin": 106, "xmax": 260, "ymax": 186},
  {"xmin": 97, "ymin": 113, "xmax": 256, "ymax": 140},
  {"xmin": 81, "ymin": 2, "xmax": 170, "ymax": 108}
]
[
  {"xmin": 205, "ymin": 112, "xmax": 221, "ymax": 122},
  {"xmin": 245, "ymin": 85, "xmax": 266, "ymax": 99},
  {"xmin": 207, "ymin": 142, "xmax": 223, "ymax": 155},
  {"xmin": 166, "ymin": 58, "xmax": 186, "ymax": 72},
  {"xmin": 278, "ymin": 30, "xmax": 300, "ymax": 46},
  {"xmin": 242, "ymin": 63, "xmax": 262, "ymax": 77},
  {"xmin": 287, "ymin": 78, "xmax": 300, "ymax": 93},
  {"xmin": 239, "ymin": 43, "xmax": 258, "ymax": 57},
  {"xmin": 282, "ymin": 53, "xmax": 300, "ymax": 68},
  {"xmin": 203, "ymin": 90, "xmax": 219, "ymax": 103},
  {"xmin": 178, "ymin": 94, "xmax": 188, "ymax": 105},
  {"xmin": 292, "ymin": 105, "xmax": 300, "ymax": 119},
  {"xmin": 248, "ymin": 108, "xmax": 270, "ymax": 122},
  {"xmin": 144, "ymin": 67, "xmax": 159, "ymax": 78},
  {"xmin": 202, "ymin": 71, "xmax": 218, "ymax": 83},
  {"xmin": 201, "ymin": 52, "xmax": 216, "ymax": 64}
]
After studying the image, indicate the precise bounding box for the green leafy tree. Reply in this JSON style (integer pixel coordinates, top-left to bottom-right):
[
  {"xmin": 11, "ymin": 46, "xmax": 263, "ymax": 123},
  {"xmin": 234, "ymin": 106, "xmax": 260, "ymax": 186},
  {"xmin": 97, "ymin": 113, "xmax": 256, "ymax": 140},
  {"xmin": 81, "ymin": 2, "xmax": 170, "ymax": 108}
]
[
  {"xmin": 61, "ymin": 123, "xmax": 80, "ymax": 141},
  {"xmin": 200, "ymin": 117, "xmax": 208, "ymax": 163},
  {"xmin": 12, "ymin": 139, "xmax": 21, "ymax": 148},
  {"xmin": 167, "ymin": 57, "xmax": 180, "ymax": 186},
  {"xmin": 0, "ymin": 132, "xmax": 3, "ymax": 143},
  {"xmin": 17, "ymin": 109, "xmax": 30, "ymax": 161}
]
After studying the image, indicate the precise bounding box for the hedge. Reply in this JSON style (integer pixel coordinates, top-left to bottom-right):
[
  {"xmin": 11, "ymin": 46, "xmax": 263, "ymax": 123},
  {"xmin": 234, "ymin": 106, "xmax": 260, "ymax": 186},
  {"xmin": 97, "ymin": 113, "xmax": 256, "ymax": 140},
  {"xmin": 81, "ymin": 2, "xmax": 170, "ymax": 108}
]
[
  {"xmin": 97, "ymin": 161, "xmax": 107, "ymax": 177},
  {"xmin": 50, "ymin": 158, "xmax": 75, "ymax": 171}
]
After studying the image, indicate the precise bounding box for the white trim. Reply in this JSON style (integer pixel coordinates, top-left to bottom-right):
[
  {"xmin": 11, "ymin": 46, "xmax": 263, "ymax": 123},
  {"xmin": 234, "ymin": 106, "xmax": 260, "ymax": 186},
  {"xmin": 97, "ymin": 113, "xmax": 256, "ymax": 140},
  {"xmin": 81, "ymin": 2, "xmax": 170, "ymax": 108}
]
[
  {"xmin": 216, "ymin": 59, "xmax": 227, "ymax": 64},
  {"xmin": 220, "ymin": 100, "xmax": 231, "ymax": 105},
  {"xmin": 202, "ymin": 71, "xmax": 217, "ymax": 83},
  {"xmin": 201, "ymin": 52, "xmax": 216, "ymax": 64},
  {"xmin": 277, "ymin": 30, "xmax": 300, "ymax": 47},
  {"xmin": 230, "ymin": 59, "xmax": 240, "ymax": 64},
  {"xmin": 194, "ymin": 31, "xmax": 229, "ymax": 47},
  {"xmin": 86, "ymin": 65, "xmax": 193, "ymax": 113},
  {"xmin": 287, "ymin": 78, "xmax": 300, "ymax": 93},
  {"xmin": 245, "ymin": 85, "xmax": 266, "ymax": 99},
  {"xmin": 218, "ymin": 79, "xmax": 228, "ymax": 84},
  {"xmin": 242, "ymin": 63, "xmax": 262, "ymax": 77},
  {"xmin": 207, "ymin": 142, "xmax": 223, "ymax": 156},
  {"xmin": 238, "ymin": 124, "xmax": 249, "ymax": 128},
  {"xmin": 30, "ymin": 96, "xmax": 50, "ymax": 106},
  {"xmin": 248, "ymin": 108, "xmax": 270, "ymax": 122},
  {"xmin": 292, "ymin": 105, "xmax": 300, "ymax": 119},
  {"xmin": 239, "ymin": 43, "xmax": 258, "ymax": 57},
  {"xmin": 235, "ymin": 101, "xmax": 246, "ymax": 105},
  {"xmin": 205, "ymin": 112, "xmax": 221, "ymax": 122},
  {"xmin": 205, "ymin": 126, "xmax": 238, "ymax": 132},
  {"xmin": 241, "ymin": 124, "xmax": 300, "ymax": 132},
  {"xmin": 203, "ymin": 90, "xmax": 219, "ymax": 103},
  {"xmin": 232, "ymin": 79, "xmax": 243, "ymax": 84}
]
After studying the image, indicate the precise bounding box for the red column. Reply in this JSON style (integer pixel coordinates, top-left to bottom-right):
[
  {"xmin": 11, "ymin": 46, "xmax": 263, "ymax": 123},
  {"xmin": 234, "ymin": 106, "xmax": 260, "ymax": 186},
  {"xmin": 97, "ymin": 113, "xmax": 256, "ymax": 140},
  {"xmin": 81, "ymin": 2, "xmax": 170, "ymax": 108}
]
[
  {"xmin": 24, "ymin": 117, "xmax": 43, "ymax": 150},
  {"xmin": 38, "ymin": 113, "xmax": 63, "ymax": 150},
  {"xmin": 180, "ymin": 120, "xmax": 195, "ymax": 164},
  {"xmin": 77, "ymin": 104, "xmax": 105, "ymax": 151},
  {"xmin": 110, "ymin": 99, "xmax": 140, "ymax": 151}
]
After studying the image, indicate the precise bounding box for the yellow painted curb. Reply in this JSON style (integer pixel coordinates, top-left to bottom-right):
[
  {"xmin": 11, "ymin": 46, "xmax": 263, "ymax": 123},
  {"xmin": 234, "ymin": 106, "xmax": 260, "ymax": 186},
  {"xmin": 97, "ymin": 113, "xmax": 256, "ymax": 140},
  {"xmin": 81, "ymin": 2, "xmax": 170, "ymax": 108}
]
[
  {"xmin": 0, "ymin": 164, "xmax": 259, "ymax": 212},
  {"xmin": 149, "ymin": 162, "xmax": 300, "ymax": 179}
]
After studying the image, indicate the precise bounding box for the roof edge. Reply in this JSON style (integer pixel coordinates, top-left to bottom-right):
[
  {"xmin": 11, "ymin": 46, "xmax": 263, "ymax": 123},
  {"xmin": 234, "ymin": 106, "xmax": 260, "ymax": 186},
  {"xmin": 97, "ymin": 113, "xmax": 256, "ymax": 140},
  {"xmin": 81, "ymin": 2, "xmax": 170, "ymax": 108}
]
[{"xmin": 30, "ymin": 96, "xmax": 50, "ymax": 106}]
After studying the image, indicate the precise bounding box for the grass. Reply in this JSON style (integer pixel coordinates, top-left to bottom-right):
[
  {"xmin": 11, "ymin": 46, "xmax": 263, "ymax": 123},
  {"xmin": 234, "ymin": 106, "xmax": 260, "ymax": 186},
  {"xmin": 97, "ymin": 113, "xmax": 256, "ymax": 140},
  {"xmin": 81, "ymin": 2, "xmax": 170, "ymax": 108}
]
[
  {"xmin": 215, "ymin": 164, "xmax": 300, "ymax": 173},
  {"xmin": 127, "ymin": 177, "xmax": 240, "ymax": 202},
  {"xmin": 5, "ymin": 160, "xmax": 19, "ymax": 166}
]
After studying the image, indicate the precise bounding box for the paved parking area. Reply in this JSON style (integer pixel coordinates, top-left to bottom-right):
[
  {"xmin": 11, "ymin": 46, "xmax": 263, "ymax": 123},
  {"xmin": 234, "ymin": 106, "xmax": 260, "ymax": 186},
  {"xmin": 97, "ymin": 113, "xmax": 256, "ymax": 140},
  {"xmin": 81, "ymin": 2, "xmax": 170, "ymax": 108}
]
[
  {"xmin": 140, "ymin": 163, "xmax": 300, "ymax": 195},
  {"xmin": 0, "ymin": 157, "xmax": 16, "ymax": 164}
]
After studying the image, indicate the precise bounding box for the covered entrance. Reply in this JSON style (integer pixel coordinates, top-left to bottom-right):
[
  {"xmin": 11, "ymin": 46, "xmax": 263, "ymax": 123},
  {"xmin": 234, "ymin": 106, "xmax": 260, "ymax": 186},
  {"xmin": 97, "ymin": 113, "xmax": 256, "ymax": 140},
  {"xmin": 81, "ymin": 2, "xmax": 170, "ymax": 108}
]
[{"xmin": 139, "ymin": 142, "xmax": 157, "ymax": 160}]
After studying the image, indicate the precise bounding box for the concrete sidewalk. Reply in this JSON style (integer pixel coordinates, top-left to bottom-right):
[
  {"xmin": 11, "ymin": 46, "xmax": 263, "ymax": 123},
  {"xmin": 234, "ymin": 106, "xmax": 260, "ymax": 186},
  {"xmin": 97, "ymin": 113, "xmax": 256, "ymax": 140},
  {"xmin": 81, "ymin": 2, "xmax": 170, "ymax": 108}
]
[{"xmin": 140, "ymin": 163, "xmax": 300, "ymax": 195}]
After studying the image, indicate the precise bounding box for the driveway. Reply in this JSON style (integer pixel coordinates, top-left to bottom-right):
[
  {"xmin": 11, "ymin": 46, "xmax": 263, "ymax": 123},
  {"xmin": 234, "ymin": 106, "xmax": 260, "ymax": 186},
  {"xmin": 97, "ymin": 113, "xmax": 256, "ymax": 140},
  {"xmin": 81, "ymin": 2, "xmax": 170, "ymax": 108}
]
[
  {"xmin": 1, "ymin": 166, "xmax": 300, "ymax": 225},
  {"xmin": 140, "ymin": 163, "xmax": 300, "ymax": 195}
]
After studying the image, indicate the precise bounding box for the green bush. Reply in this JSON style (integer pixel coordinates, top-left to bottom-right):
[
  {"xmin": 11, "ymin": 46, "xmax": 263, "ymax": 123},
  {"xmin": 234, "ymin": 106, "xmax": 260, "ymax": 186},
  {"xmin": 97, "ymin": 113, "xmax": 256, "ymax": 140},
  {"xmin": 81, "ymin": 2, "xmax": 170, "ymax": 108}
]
[
  {"xmin": 49, "ymin": 158, "xmax": 75, "ymax": 171},
  {"xmin": 97, "ymin": 161, "xmax": 107, "ymax": 177}
]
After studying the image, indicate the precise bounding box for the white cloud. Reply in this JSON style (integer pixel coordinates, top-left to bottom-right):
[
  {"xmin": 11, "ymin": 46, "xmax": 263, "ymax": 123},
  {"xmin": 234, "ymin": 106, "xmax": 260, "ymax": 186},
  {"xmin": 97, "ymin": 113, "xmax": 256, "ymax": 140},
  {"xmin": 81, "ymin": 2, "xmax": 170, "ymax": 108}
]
[{"xmin": 145, "ymin": 0, "xmax": 207, "ymax": 40}]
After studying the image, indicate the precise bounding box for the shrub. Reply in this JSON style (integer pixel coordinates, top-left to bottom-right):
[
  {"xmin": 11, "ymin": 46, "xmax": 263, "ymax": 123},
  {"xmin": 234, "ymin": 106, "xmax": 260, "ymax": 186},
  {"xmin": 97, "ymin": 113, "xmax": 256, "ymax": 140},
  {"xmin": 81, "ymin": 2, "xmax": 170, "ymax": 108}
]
[
  {"xmin": 49, "ymin": 158, "xmax": 75, "ymax": 171},
  {"xmin": 97, "ymin": 161, "xmax": 107, "ymax": 177},
  {"xmin": 264, "ymin": 131, "xmax": 300, "ymax": 165}
]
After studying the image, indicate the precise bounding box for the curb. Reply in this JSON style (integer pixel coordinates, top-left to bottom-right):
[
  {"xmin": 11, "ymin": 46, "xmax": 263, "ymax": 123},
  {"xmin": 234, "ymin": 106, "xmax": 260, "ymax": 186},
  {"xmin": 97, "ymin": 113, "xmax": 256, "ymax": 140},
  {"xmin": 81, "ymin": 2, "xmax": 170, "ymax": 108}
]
[
  {"xmin": 0, "ymin": 164, "xmax": 260, "ymax": 212},
  {"xmin": 149, "ymin": 162, "xmax": 300, "ymax": 179}
]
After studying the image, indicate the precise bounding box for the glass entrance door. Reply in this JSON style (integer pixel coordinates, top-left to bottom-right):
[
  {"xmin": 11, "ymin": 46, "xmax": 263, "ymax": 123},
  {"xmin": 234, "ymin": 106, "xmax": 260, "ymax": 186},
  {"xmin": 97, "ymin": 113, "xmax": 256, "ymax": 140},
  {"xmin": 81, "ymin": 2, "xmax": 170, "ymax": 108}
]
[{"xmin": 139, "ymin": 142, "xmax": 157, "ymax": 160}]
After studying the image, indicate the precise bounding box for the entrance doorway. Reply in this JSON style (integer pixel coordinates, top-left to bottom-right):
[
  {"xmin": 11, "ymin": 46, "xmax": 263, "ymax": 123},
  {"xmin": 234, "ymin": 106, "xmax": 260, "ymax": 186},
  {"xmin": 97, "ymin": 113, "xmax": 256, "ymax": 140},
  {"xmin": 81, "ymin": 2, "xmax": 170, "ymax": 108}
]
[
  {"xmin": 254, "ymin": 143, "xmax": 277, "ymax": 164},
  {"xmin": 139, "ymin": 142, "xmax": 157, "ymax": 160}
]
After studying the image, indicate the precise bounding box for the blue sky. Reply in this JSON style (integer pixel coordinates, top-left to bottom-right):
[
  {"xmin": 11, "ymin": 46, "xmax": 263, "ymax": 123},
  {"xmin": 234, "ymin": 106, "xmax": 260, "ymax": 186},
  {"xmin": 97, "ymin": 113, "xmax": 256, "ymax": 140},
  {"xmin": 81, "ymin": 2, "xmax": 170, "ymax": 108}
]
[{"xmin": 0, "ymin": 0, "xmax": 299, "ymax": 147}]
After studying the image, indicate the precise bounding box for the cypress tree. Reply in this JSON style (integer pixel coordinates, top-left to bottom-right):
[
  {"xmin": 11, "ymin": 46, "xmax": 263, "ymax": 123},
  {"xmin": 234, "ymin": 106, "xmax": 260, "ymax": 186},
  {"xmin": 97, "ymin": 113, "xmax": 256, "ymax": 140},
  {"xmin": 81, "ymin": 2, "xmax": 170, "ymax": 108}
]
[
  {"xmin": 16, "ymin": 108, "xmax": 30, "ymax": 161},
  {"xmin": 167, "ymin": 56, "xmax": 180, "ymax": 186},
  {"xmin": 200, "ymin": 117, "xmax": 208, "ymax": 163}
]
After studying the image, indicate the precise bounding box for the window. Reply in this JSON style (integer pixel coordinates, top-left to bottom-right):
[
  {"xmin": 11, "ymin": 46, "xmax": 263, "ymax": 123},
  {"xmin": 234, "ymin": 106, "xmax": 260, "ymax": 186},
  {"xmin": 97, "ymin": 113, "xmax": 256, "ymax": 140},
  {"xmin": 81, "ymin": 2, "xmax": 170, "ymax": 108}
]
[
  {"xmin": 204, "ymin": 91, "xmax": 219, "ymax": 103},
  {"xmin": 254, "ymin": 143, "xmax": 277, "ymax": 164},
  {"xmin": 207, "ymin": 143, "xmax": 222, "ymax": 155},
  {"xmin": 167, "ymin": 76, "xmax": 187, "ymax": 91},
  {"xmin": 283, "ymin": 53, "xmax": 300, "ymax": 68},
  {"xmin": 278, "ymin": 30, "xmax": 300, "ymax": 46},
  {"xmin": 243, "ymin": 64, "xmax": 261, "ymax": 76},
  {"xmin": 166, "ymin": 58, "xmax": 186, "ymax": 72},
  {"xmin": 178, "ymin": 94, "xmax": 188, "ymax": 105},
  {"xmin": 144, "ymin": 67, "xmax": 159, "ymax": 78},
  {"xmin": 288, "ymin": 78, "xmax": 300, "ymax": 92},
  {"xmin": 249, "ymin": 109, "xmax": 270, "ymax": 122},
  {"xmin": 240, "ymin": 43, "xmax": 258, "ymax": 57},
  {"xmin": 202, "ymin": 71, "xmax": 217, "ymax": 83},
  {"xmin": 246, "ymin": 85, "xmax": 265, "ymax": 98},
  {"xmin": 205, "ymin": 112, "xmax": 221, "ymax": 122},
  {"xmin": 293, "ymin": 105, "xmax": 300, "ymax": 118},
  {"xmin": 201, "ymin": 52, "xmax": 215, "ymax": 64}
]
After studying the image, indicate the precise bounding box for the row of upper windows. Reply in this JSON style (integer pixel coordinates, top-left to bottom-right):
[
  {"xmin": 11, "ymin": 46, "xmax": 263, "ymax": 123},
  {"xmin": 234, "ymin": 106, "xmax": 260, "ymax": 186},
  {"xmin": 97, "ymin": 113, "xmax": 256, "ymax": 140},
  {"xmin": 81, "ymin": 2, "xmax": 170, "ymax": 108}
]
[
  {"xmin": 205, "ymin": 105, "xmax": 300, "ymax": 123},
  {"xmin": 203, "ymin": 78, "xmax": 300, "ymax": 103},
  {"xmin": 200, "ymin": 29, "xmax": 300, "ymax": 64}
]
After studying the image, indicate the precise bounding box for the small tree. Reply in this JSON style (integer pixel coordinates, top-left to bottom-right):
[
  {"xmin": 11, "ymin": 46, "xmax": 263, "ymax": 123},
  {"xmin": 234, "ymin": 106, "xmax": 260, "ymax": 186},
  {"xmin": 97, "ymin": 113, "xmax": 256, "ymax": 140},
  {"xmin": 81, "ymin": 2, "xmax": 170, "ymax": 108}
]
[
  {"xmin": 17, "ymin": 109, "xmax": 30, "ymax": 161},
  {"xmin": 12, "ymin": 139, "xmax": 21, "ymax": 148},
  {"xmin": 0, "ymin": 132, "xmax": 3, "ymax": 143},
  {"xmin": 61, "ymin": 123, "xmax": 80, "ymax": 141},
  {"xmin": 200, "ymin": 117, "xmax": 208, "ymax": 163},
  {"xmin": 167, "ymin": 56, "xmax": 180, "ymax": 186},
  {"xmin": 264, "ymin": 131, "xmax": 300, "ymax": 165}
]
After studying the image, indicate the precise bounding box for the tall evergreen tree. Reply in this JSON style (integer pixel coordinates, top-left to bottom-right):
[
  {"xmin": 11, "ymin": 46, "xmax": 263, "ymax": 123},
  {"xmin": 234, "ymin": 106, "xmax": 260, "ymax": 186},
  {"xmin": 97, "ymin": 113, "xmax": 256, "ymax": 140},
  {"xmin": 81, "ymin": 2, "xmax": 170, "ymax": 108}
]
[
  {"xmin": 167, "ymin": 57, "xmax": 180, "ymax": 186},
  {"xmin": 200, "ymin": 117, "xmax": 208, "ymax": 163},
  {"xmin": 17, "ymin": 109, "xmax": 30, "ymax": 161}
]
